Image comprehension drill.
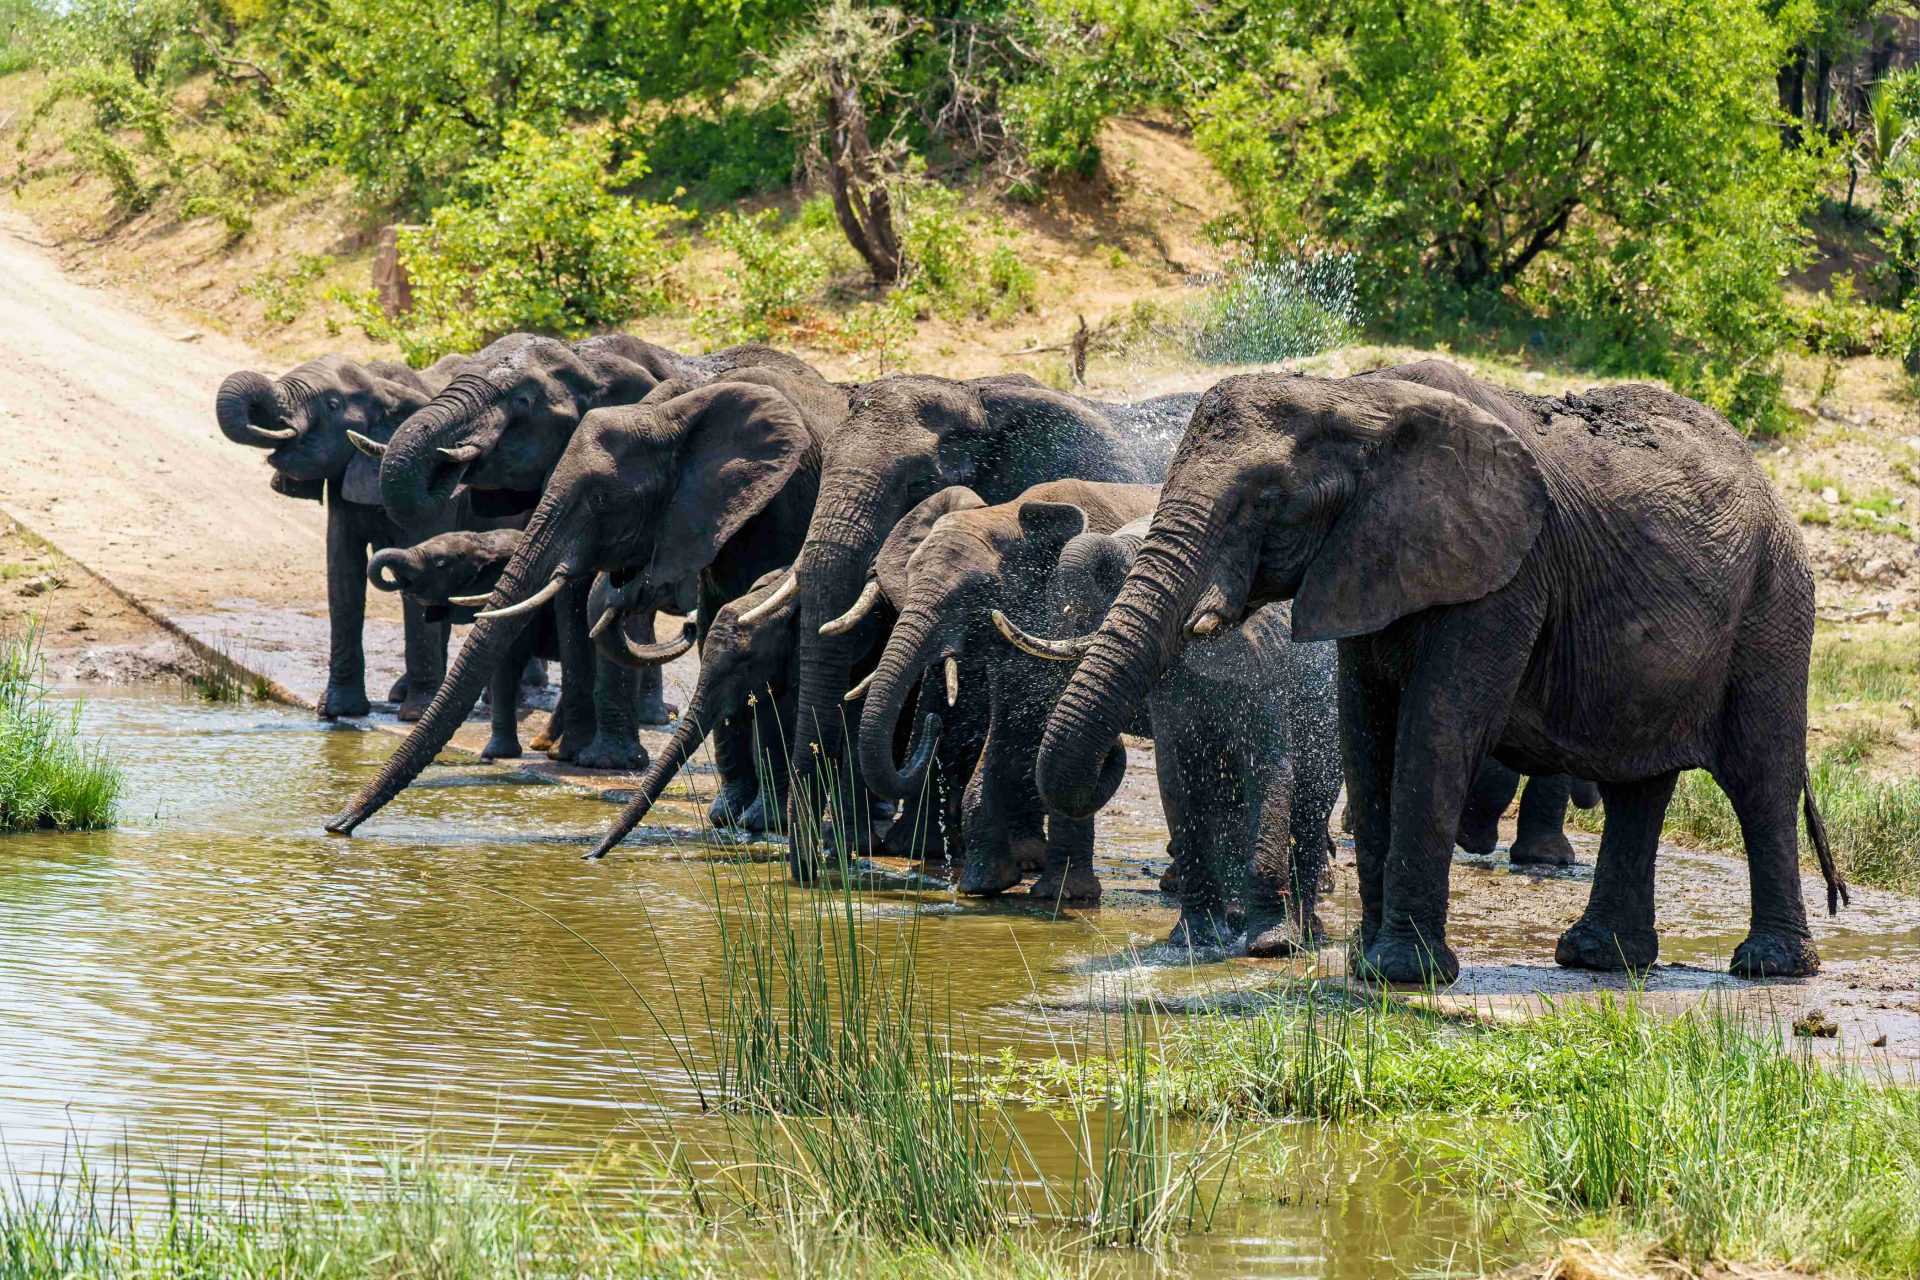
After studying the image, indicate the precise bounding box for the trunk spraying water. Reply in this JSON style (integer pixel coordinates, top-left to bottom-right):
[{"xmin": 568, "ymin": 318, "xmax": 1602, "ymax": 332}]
[
  {"xmin": 1037, "ymin": 496, "xmax": 1225, "ymax": 818},
  {"xmin": 326, "ymin": 503, "xmax": 571, "ymax": 834}
]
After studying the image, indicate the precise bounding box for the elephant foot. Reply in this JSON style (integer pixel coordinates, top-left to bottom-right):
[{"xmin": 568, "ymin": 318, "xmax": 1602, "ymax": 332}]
[
  {"xmin": 708, "ymin": 781, "xmax": 761, "ymax": 830},
  {"xmin": 1158, "ymin": 861, "xmax": 1181, "ymax": 894},
  {"xmin": 1455, "ymin": 816, "xmax": 1501, "ymax": 856},
  {"xmin": 1167, "ymin": 910, "xmax": 1233, "ymax": 952},
  {"xmin": 529, "ymin": 715, "xmax": 560, "ymax": 753},
  {"xmin": 1508, "ymin": 831, "xmax": 1578, "ymax": 867},
  {"xmin": 636, "ymin": 697, "xmax": 678, "ymax": 727},
  {"xmin": 958, "ymin": 848, "xmax": 1023, "ymax": 897},
  {"xmin": 1244, "ymin": 907, "xmax": 1328, "ymax": 958},
  {"xmin": 1029, "ymin": 866, "xmax": 1101, "ymax": 905},
  {"xmin": 1011, "ymin": 835, "xmax": 1047, "ymax": 874},
  {"xmin": 319, "ymin": 685, "xmax": 371, "ymax": 720},
  {"xmin": 396, "ymin": 694, "xmax": 434, "ymax": 723},
  {"xmin": 1352, "ymin": 931, "xmax": 1459, "ymax": 986},
  {"xmin": 386, "ymin": 675, "xmax": 410, "ymax": 703},
  {"xmin": 1730, "ymin": 930, "xmax": 1820, "ymax": 979},
  {"xmin": 1554, "ymin": 916, "xmax": 1658, "ymax": 972},
  {"xmin": 481, "ymin": 734, "xmax": 523, "ymax": 762},
  {"xmin": 573, "ymin": 736, "xmax": 648, "ymax": 772},
  {"xmin": 521, "ymin": 659, "xmax": 550, "ymax": 690}
]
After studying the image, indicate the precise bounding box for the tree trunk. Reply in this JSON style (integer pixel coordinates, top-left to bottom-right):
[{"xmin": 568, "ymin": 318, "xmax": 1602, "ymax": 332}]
[
  {"xmin": 824, "ymin": 67, "xmax": 901, "ymax": 284},
  {"xmin": 1778, "ymin": 47, "xmax": 1808, "ymax": 147}
]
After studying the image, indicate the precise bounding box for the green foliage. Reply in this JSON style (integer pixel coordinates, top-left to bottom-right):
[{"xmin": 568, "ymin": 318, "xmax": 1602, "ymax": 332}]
[
  {"xmin": 0, "ymin": 0, "xmax": 45, "ymax": 73},
  {"xmin": 17, "ymin": 62, "xmax": 177, "ymax": 213},
  {"xmin": 633, "ymin": 105, "xmax": 795, "ymax": 210},
  {"xmin": 1186, "ymin": 254, "xmax": 1359, "ymax": 365},
  {"xmin": 692, "ymin": 207, "xmax": 827, "ymax": 344},
  {"xmin": 35, "ymin": 0, "xmax": 196, "ymax": 85},
  {"xmin": 0, "ymin": 627, "xmax": 120, "ymax": 833},
  {"xmin": 242, "ymin": 253, "xmax": 333, "ymax": 325},
  {"xmin": 349, "ymin": 125, "xmax": 686, "ymax": 365}
]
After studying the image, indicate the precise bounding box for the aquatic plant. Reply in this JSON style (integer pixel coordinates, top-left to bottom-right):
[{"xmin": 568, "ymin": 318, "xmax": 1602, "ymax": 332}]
[{"xmin": 0, "ymin": 626, "xmax": 121, "ymax": 832}]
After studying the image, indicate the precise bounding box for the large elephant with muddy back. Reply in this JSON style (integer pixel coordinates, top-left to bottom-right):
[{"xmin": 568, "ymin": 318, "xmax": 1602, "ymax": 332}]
[
  {"xmin": 327, "ymin": 365, "xmax": 846, "ymax": 836},
  {"xmin": 216, "ymin": 352, "xmax": 469, "ymax": 721},
  {"xmin": 765, "ymin": 373, "xmax": 1198, "ymax": 869},
  {"xmin": 1035, "ymin": 360, "xmax": 1847, "ymax": 983},
  {"xmin": 365, "ymin": 333, "xmax": 815, "ymax": 767}
]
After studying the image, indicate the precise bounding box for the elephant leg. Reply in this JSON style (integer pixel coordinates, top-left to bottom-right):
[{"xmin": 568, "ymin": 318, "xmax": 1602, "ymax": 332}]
[
  {"xmin": 549, "ymin": 587, "xmax": 599, "ymax": 761},
  {"xmin": 1029, "ymin": 814, "xmax": 1099, "ymax": 905},
  {"xmin": 482, "ymin": 627, "xmax": 536, "ymax": 761},
  {"xmin": 1555, "ymin": 772, "xmax": 1677, "ymax": 972},
  {"xmin": 320, "ymin": 498, "xmax": 372, "ymax": 719},
  {"xmin": 576, "ymin": 655, "xmax": 648, "ymax": 771},
  {"xmin": 1716, "ymin": 670, "xmax": 1822, "ymax": 978},
  {"xmin": 1509, "ymin": 773, "xmax": 1579, "ymax": 867},
  {"xmin": 958, "ymin": 692, "xmax": 1032, "ymax": 895},
  {"xmin": 521, "ymin": 657, "xmax": 549, "ymax": 690},
  {"xmin": 1246, "ymin": 755, "xmax": 1322, "ymax": 957},
  {"xmin": 396, "ymin": 595, "xmax": 447, "ymax": 723},
  {"xmin": 1362, "ymin": 611, "xmax": 1533, "ymax": 987},
  {"xmin": 1456, "ymin": 757, "xmax": 1520, "ymax": 855},
  {"xmin": 1338, "ymin": 648, "xmax": 1398, "ymax": 957},
  {"xmin": 708, "ymin": 710, "xmax": 763, "ymax": 830},
  {"xmin": 937, "ymin": 710, "xmax": 983, "ymax": 870},
  {"xmin": 632, "ymin": 613, "xmax": 677, "ymax": 726}
]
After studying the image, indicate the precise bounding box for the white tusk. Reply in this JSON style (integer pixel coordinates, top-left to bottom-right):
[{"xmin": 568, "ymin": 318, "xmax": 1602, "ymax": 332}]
[
  {"xmin": 1190, "ymin": 610, "xmax": 1223, "ymax": 636},
  {"xmin": 346, "ymin": 430, "xmax": 385, "ymax": 458},
  {"xmin": 991, "ymin": 608, "xmax": 1093, "ymax": 662},
  {"xmin": 475, "ymin": 573, "xmax": 567, "ymax": 620},
  {"xmin": 257, "ymin": 425, "xmax": 299, "ymax": 442},
  {"xmin": 588, "ymin": 607, "xmax": 620, "ymax": 641},
  {"xmin": 843, "ymin": 669, "xmax": 878, "ymax": 702},
  {"xmin": 737, "ymin": 573, "xmax": 798, "ymax": 625},
  {"xmin": 438, "ymin": 444, "xmax": 482, "ymax": 464},
  {"xmin": 448, "ymin": 592, "xmax": 493, "ymax": 607},
  {"xmin": 819, "ymin": 580, "xmax": 882, "ymax": 636},
  {"xmin": 944, "ymin": 655, "xmax": 959, "ymax": 707}
]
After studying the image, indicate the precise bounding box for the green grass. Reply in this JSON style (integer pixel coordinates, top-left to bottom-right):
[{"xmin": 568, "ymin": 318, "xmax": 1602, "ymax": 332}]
[{"xmin": 0, "ymin": 626, "xmax": 120, "ymax": 832}]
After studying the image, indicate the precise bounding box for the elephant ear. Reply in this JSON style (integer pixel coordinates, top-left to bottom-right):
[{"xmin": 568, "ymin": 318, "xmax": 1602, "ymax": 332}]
[
  {"xmin": 644, "ymin": 381, "xmax": 816, "ymax": 591},
  {"xmin": 1015, "ymin": 500, "xmax": 1088, "ymax": 563},
  {"xmin": 968, "ymin": 383, "xmax": 1137, "ymax": 492},
  {"xmin": 1293, "ymin": 381, "xmax": 1547, "ymax": 642},
  {"xmin": 874, "ymin": 486, "xmax": 985, "ymax": 608},
  {"xmin": 271, "ymin": 471, "xmax": 324, "ymax": 502}
]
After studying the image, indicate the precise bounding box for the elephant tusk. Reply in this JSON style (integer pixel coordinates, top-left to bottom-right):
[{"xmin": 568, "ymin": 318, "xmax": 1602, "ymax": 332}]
[
  {"xmin": 588, "ymin": 607, "xmax": 621, "ymax": 641},
  {"xmin": 991, "ymin": 608, "xmax": 1092, "ymax": 662},
  {"xmin": 737, "ymin": 573, "xmax": 797, "ymax": 625},
  {"xmin": 621, "ymin": 620, "xmax": 697, "ymax": 666},
  {"xmin": 438, "ymin": 444, "xmax": 483, "ymax": 465},
  {"xmin": 256, "ymin": 425, "xmax": 298, "ymax": 442},
  {"xmin": 819, "ymin": 580, "xmax": 882, "ymax": 636},
  {"xmin": 447, "ymin": 592, "xmax": 493, "ymax": 607},
  {"xmin": 843, "ymin": 669, "xmax": 877, "ymax": 702},
  {"xmin": 1189, "ymin": 610, "xmax": 1224, "ymax": 637},
  {"xmin": 475, "ymin": 573, "xmax": 566, "ymax": 620},
  {"xmin": 346, "ymin": 430, "xmax": 386, "ymax": 458},
  {"xmin": 944, "ymin": 655, "xmax": 960, "ymax": 707}
]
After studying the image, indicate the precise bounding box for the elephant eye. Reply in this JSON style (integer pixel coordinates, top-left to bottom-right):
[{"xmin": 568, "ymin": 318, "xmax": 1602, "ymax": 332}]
[{"xmin": 327, "ymin": 396, "xmax": 343, "ymax": 412}]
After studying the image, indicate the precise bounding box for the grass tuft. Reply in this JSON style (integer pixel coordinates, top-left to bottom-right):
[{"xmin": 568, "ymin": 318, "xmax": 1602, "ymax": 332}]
[{"xmin": 0, "ymin": 625, "xmax": 120, "ymax": 832}]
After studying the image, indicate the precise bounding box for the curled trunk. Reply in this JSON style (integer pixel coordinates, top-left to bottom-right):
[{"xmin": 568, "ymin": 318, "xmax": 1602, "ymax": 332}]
[
  {"xmin": 215, "ymin": 371, "xmax": 295, "ymax": 448},
  {"xmin": 586, "ymin": 709, "xmax": 708, "ymax": 859},
  {"xmin": 857, "ymin": 605, "xmax": 944, "ymax": 799},
  {"xmin": 367, "ymin": 548, "xmax": 408, "ymax": 593},
  {"xmin": 382, "ymin": 373, "xmax": 506, "ymax": 528},
  {"xmin": 1037, "ymin": 496, "xmax": 1224, "ymax": 818}
]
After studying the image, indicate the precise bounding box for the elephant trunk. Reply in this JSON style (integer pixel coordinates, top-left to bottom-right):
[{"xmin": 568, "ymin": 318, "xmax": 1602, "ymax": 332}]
[
  {"xmin": 857, "ymin": 604, "xmax": 943, "ymax": 799},
  {"xmin": 367, "ymin": 548, "xmax": 410, "ymax": 593},
  {"xmin": 596, "ymin": 617, "xmax": 697, "ymax": 669},
  {"xmin": 586, "ymin": 704, "xmax": 710, "ymax": 859},
  {"xmin": 788, "ymin": 497, "xmax": 885, "ymax": 819},
  {"xmin": 382, "ymin": 373, "xmax": 506, "ymax": 529},
  {"xmin": 327, "ymin": 499, "xmax": 572, "ymax": 834},
  {"xmin": 215, "ymin": 371, "xmax": 296, "ymax": 448},
  {"xmin": 1037, "ymin": 495, "xmax": 1223, "ymax": 818}
]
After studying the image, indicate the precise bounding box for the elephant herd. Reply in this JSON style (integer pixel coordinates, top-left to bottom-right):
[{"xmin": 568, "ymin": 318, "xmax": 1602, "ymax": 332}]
[{"xmin": 218, "ymin": 334, "xmax": 1848, "ymax": 984}]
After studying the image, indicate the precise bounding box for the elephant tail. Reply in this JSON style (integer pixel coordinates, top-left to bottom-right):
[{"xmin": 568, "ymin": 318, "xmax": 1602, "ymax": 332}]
[{"xmin": 1804, "ymin": 776, "xmax": 1847, "ymax": 915}]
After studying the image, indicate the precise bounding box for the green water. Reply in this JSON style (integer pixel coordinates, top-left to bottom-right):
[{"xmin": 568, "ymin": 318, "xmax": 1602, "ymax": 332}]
[{"xmin": 0, "ymin": 688, "xmax": 1537, "ymax": 1277}]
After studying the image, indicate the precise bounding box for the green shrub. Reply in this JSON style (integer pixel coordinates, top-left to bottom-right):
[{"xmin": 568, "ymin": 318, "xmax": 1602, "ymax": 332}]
[
  {"xmin": 19, "ymin": 62, "xmax": 178, "ymax": 213},
  {"xmin": 692, "ymin": 206, "xmax": 827, "ymax": 344},
  {"xmin": 1186, "ymin": 254, "xmax": 1359, "ymax": 365},
  {"xmin": 0, "ymin": 626, "xmax": 120, "ymax": 833},
  {"xmin": 349, "ymin": 124, "xmax": 686, "ymax": 364},
  {"xmin": 634, "ymin": 104, "xmax": 795, "ymax": 209}
]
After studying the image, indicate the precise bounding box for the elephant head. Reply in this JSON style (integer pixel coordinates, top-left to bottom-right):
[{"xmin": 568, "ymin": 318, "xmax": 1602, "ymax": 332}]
[
  {"xmin": 328, "ymin": 374, "xmax": 825, "ymax": 834},
  {"xmin": 771, "ymin": 375, "xmax": 1161, "ymax": 829},
  {"xmin": 1036, "ymin": 366, "xmax": 1547, "ymax": 819},
  {"xmin": 367, "ymin": 528, "xmax": 525, "ymax": 619},
  {"xmin": 216, "ymin": 356, "xmax": 435, "ymax": 505},
  {"xmin": 587, "ymin": 567, "xmax": 803, "ymax": 859}
]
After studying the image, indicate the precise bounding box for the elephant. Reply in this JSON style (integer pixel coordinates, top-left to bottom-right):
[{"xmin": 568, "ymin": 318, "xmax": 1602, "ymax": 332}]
[
  {"xmin": 998, "ymin": 515, "xmax": 1341, "ymax": 951},
  {"xmin": 216, "ymin": 352, "xmax": 469, "ymax": 721},
  {"xmin": 768, "ymin": 374, "xmax": 1198, "ymax": 868},
  {"xmin": 1456, "ymin": 761, "xmax": 1602, "ymax": 867},
  {"xmin": 856, "ymin": 481, "xmax": 1162, "ymax": 899},
  {"xmin": 586, "ymin": 568, "xmax": 801, "ymax": 857},
  {"xmin": 371, "ymin": 332, "xmax": 815, "ymax": 767},
  {"xmin": 328, "ymin": 367, "xmax": 844, "ymax": 836},
  {"xmin": 1035, "ymin": 360, "xmax": 1846, "ymax": 984}
]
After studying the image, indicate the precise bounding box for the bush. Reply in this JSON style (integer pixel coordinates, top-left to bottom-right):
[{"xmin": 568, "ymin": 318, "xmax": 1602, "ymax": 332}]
[
  {"xmin": 349, "ymin": 124, "xmax": 686, "ymax": 365},
  {"xmin": 0, "ymin": 627, "xmax": 120, "ymax": 832},
  {"xmin": 634, "ymin": 104, "xmax": 795, "ymax": 209},
  {"xmin": 692, "ymin": 206, "xmax": 828, "ymax": 343},
  {"xmin": 1186, "ymin": 253, "xmax": 1359, "ymax": 365}
]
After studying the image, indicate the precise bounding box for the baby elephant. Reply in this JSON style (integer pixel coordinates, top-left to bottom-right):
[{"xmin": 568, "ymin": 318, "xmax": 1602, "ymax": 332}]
[
  {"xmin": 998, "ymin": 515, "xmax": 1341, "ymax": 954},
  {"xmin": 1456, "ymin": 761, "xmax": 1602, "ymax": 866}
]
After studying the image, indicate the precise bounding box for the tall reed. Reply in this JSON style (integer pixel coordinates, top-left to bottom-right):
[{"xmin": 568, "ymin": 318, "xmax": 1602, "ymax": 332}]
[{"xmin": 0, "ymin": 625, "xmax": 120, "ymax": 832}]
